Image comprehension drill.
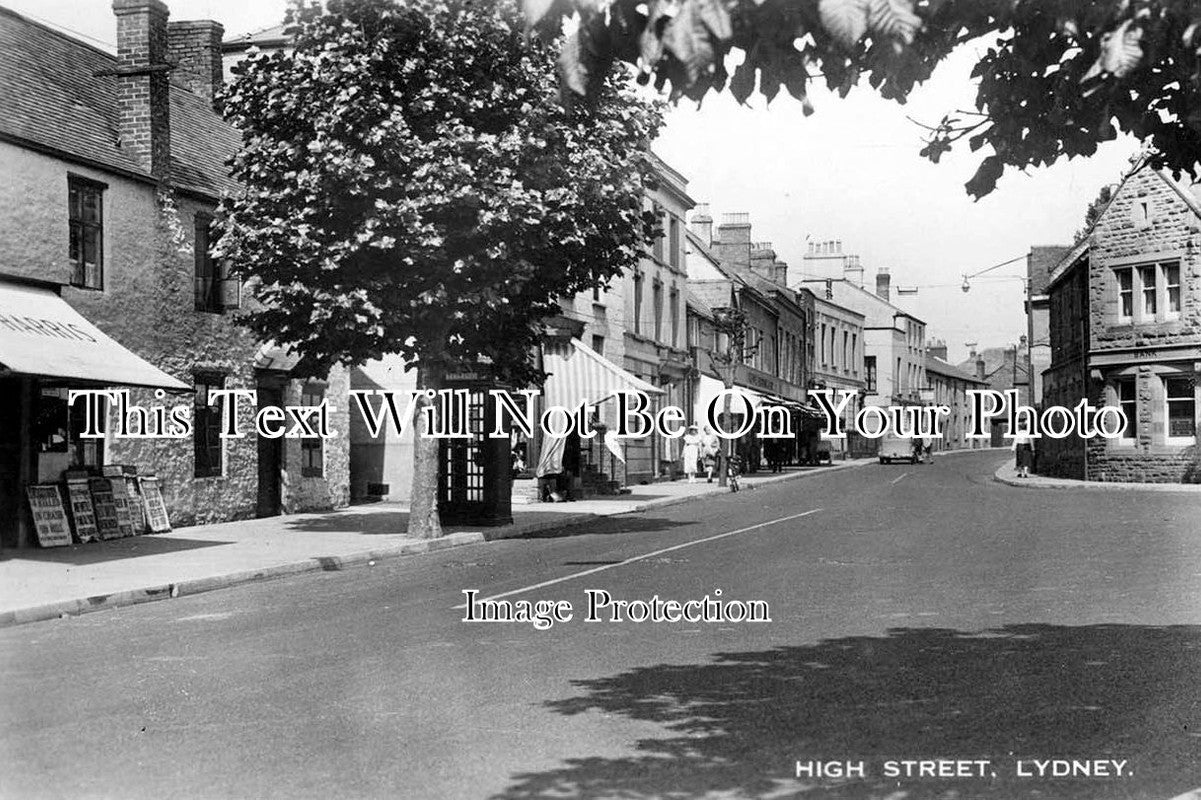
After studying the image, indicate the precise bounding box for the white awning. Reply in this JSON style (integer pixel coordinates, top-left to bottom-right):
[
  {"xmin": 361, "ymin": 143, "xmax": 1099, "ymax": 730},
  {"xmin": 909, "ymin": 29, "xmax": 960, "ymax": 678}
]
[
  {"xmin": 541, "ymin": 338, "xmax": 664, "ymax": 408},
  {"xmin": 695, "ymin": 374, "xmax": 765, "ymax": 421},
  {"xmin": 536, "ymin": 339, "xmax": 663, "ymax": 477},
  {"xmin": 0, "ymin": 282, "xmax": 189, "ymax": 390}
]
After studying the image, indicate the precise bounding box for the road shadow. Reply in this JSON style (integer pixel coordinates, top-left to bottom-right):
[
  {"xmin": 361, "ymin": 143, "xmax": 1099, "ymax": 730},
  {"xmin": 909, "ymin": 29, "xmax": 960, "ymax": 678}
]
[
  {"xmin": 0, "ymin": 536, "xmax": 227, "ymax": 565},
  {"xmin": 517, "ymin": 516, "xmax": 692, "ymax": 540},
  {"xmin": 493, "ymin": 624, "xmax": 1201, "ymax": 800}
]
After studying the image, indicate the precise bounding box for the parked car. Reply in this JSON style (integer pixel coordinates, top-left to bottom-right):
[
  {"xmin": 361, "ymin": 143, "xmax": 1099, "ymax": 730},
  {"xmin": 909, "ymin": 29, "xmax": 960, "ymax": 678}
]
[{"xmin": 878, "ymin": 432, "xmax": 918, "ymax": 465}]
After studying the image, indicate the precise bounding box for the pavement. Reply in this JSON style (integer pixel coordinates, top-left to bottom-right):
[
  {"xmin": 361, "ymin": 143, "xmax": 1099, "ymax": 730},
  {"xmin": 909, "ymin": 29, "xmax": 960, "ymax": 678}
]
[
  {"xmin": 5, "ymin": 449, "xmax": 1200, "ymax": 800},
  {"xmin": 995, "ymin": 461, "xmax": 1201, "ymax": 491},
  {"xmin": 0, "ymin": 458, "xmax": 870, "ymax": 627}
]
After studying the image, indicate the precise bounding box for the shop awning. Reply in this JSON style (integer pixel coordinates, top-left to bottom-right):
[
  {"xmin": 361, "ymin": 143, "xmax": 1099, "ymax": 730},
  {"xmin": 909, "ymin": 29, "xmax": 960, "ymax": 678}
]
[
  {"xmin": 541, "ymin": 338, "xmax": 664, "ymax": 408},
  {"xmin": 536, "ymin": 339, "xmax": 663, "ymax": 478},
  {"xmin": 0, "ymin": 282, "xmax": 188, "ymax": 390},
  {"xmin": 695, "ymin": 374, "xmax": 766, "ymax": 419}
]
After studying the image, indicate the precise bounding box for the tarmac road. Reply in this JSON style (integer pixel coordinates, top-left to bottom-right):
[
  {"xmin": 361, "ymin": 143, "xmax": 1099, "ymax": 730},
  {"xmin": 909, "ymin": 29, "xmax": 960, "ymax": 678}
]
[{"xmin": 2, "ymin": 450, "xmax": 1200, "ymax": 799}]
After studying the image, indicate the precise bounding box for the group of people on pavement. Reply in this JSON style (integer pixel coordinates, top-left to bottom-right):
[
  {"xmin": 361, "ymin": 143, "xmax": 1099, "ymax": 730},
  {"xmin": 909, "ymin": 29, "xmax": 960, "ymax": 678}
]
[{"xmin": 681, "ymin": 425, "xmax": 723, "ymax": 484}]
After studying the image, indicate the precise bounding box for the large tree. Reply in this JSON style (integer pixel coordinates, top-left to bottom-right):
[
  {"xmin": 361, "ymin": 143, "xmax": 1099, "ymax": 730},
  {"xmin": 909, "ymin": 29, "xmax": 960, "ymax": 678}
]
[
  {"xmin": 545, "ymin": 0, "xmax": 1201, "ymax": 197},
  {"xmin": 219, "ymin": 0, "xmax": 663, "ymax": 537}
]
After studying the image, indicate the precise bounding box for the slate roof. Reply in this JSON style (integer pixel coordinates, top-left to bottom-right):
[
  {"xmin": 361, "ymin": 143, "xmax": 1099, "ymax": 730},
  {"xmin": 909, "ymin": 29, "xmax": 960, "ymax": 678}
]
[
  {"xmin": 926, "ymin": 354, "xmax": 987, "ymax": 385},
  {"xmin": 0, "ymin": 5, "xmax": 239, "ymax": 199}
]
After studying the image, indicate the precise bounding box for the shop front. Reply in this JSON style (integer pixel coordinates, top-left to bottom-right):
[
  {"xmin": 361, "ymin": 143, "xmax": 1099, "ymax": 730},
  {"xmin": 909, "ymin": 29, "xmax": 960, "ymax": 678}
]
[
  {"xmin": 0, "ymin": 279, "xmax": 188, "ymax": 549},
  {"xmin": 534, "ymin": 338, "xmax": 663, "ymax": 500}
]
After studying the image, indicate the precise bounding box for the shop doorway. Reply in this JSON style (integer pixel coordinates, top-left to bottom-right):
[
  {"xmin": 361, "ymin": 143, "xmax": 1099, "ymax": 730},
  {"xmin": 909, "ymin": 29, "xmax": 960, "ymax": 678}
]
[
  {"xmin": 256, "ymin": 381, "xmax": 283, "ymax": 518},
  {"xmin": 0, "ymin": 377, "xmax": 24, "ymax": 548}
]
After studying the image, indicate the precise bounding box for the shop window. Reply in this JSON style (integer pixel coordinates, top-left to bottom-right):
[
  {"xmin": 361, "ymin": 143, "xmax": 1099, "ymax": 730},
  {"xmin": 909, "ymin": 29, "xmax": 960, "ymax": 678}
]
[
  {"xmin": 1116, "ymin": 377, "xmax": 1137, "ymax": 444},
  {"xmin": 68, "ymin": 176, "xmax": 104, "ymax": 290},
  {"xmin": 1165, "ymin": 375, "xmax": 1196, "ymax": 444},
  {"xmin": 301, "ymin": 383, "xmax": 324, "ymax": 478},
  {"xmin": 194, "ymin": 374, "xmax": 225, "ymax": 478}
]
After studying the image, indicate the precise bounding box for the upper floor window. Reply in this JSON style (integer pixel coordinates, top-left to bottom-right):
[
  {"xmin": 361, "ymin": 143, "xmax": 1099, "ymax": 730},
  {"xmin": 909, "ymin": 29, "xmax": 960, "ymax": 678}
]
[
  {"xmin": 632, "ymin": 272, "xmax": 643, "ymax": 335},
  {"xmin": 669, "ymin": 288, "xmax": 679, "ymax": 348},
  {"xmin": 1116, "ymin": 268, "xmax": 1133, "ymax": 321},
  {"xmin": 1139, "ymin": 265, "xmax": 1157, "ymax": 317},
  {"xmin": 1166, "ymin": 263, "xmax": 1181, "ymax": 315},
  {"xmin": 653, "ymin": 281, "xmax": 663, "ymax": 341},
  {"xmin": 651, "ymin": 204, "xmax": 664, "ymax": 261},
  {"xmin": 1115, "ymin": 261, "xmax": 1179, "ymax": 324},
  {"xmin": 68, "ymin": 176, "xmax": 104, "ymax": 290},
  {"xmin": 194, "ymin": 214, "xmax": 240, "ymax": 314},
  {"xmin": 669, "ymin": 216, "xmax": 680, "ymax": 267},
  {"xmin": 865, "ymin": 356, "xmax": 877, "ymax": 393},
  {"xmin": 1165, "ymin": 375, "xmax": 1196, "ymax": 444}
]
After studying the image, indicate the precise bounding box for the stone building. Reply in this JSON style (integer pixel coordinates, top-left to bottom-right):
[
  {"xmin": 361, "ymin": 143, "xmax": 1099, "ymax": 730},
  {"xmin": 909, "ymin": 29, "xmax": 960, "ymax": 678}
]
[
  {"xmin": 810, "ymin": 288, "xmax": 866, "ymax": 456},
  {"xmin": 1026, "ymin": 245, "xmax": 1071, "ymax": 407},
  {"xmin": 687, "ymin": 212, "xmax": 819, "ymax": 467},
  {"xmin": 1042, "ymin": 160, "xmax": 1201, "ymax": 483},
  {"xmin": 795, "ymin": 270, "xmax": 927, "ymax": 409},
  {"xmin": 925, "ymin": 341, "xmax": 988, "ymax": 452},
  {"xmin": 0, "ymin": 3, "xmax": 349, "ymax": 547}
]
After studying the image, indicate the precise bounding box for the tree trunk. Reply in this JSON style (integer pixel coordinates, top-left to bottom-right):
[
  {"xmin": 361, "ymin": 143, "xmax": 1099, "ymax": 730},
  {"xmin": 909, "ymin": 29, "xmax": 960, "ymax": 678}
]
[
  {"xmin": 718, "ymin": 375, "xmax": 733, "ymax": 488},
  {"xmin": 407, "ymin": 362, "xmax": 444, "ymax": 539}
]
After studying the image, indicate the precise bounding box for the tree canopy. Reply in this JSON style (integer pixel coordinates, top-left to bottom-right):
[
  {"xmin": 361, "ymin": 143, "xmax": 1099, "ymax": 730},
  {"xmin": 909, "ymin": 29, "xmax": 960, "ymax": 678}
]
[
  {"xmin": 219, "ymin": 0, "xmax": 664, "ymax": 384},
  {"xmin": 544, "ymin": 0, "xmax": 1201, "ymax": 198}
]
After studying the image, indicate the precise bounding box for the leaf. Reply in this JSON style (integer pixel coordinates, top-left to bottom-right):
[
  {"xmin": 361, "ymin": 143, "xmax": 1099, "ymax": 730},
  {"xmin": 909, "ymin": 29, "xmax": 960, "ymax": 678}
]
[
  {"xmin": 865, "ymin": 0, "xmax": 921, "ymax": 46},
  {"xmin": 730, "ymin": 58, "xmax": 757, "ymax": 103},
  {"xmin": 818, "ymin": 0, "xmax": 870, "ymax": 49},
  {"xmin": 1081, "ymin": 19, "xmax": 1144, "ymax": 84},
  {"xmin": 965, "ymin": 155, "xmax": 1004, "ymax": 200},
  {"xmin": 663, "ymin": 0, "xmax": 718, "ymax": 84}
]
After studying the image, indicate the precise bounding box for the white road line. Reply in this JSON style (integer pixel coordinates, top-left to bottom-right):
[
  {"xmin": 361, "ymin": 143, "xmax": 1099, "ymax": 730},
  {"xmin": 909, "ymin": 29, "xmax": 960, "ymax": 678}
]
[
  {"xmin": 890, "ymin": 472, "xmax": 909, "ymax": 485},
  {"xmin": 451, "ymin": 508, "xmax": 823, "ymax": 609}
]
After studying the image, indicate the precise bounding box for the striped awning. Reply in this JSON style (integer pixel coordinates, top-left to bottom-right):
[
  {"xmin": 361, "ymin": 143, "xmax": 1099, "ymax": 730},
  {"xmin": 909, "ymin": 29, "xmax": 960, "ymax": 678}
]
[{"xmin": 541, "ymin": 339, "xmax": 664, "ymax": 409}]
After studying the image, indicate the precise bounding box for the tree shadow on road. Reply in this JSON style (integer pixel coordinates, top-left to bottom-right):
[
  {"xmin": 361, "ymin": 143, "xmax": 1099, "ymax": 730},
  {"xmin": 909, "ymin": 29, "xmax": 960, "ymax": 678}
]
[{"xmin": 493, "ymin": 624, "xmax": 1201, "ymax": 800}]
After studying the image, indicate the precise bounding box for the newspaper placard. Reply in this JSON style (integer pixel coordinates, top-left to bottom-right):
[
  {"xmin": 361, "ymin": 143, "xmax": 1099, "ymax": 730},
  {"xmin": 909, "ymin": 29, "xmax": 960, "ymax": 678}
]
[
  {"xmin": 88, "ymin": 477, "xmax": 121, "ymax": 540},
  {"xmin": 64, "ymin": 478, "xmax": 99, "ymax": 543},
  {"xmin": 139, "ymin": 476, "xmax": 171, "ymax": 533},
  {"xmin": 26, "ymin": 485, "xmax": 71, "ymax": 547}
]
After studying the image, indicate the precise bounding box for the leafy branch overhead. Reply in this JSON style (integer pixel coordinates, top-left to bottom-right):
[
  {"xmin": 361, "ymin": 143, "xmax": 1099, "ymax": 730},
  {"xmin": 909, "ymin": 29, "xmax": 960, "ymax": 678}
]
[{"xmin": 538, "ymin": 0, "xmax": 1201, "ymax": 198}]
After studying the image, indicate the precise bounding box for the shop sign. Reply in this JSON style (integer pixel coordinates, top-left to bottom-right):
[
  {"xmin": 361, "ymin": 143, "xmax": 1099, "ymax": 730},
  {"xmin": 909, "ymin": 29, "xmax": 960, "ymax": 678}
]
[
  {"xmin": 88, "ymin": 478, "xmax": 122, "ymax": 539},
  {"xmin": 26, "ymin": 485, "xmax": 71, "ymax": 547},
  {"xmin": 64, "ymin": 478, "xmax": 99, "ymax": 543},
  {"xmin": 139, "ymin": 477, "xmax": 172, "ymax": 533}
]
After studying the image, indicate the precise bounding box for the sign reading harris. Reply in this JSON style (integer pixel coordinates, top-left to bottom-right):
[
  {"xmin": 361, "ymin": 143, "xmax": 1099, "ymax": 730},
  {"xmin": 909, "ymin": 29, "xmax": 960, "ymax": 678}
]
[{"xmin": 65, "ymin": 387, "xmax": 1130, "ymax": 442}]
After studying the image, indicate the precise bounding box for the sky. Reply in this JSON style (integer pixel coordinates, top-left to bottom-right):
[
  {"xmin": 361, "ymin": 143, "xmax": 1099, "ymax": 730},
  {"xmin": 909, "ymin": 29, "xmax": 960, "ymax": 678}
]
[{"xmin": 10, "ymin": 0, "xmax": 1138, "ymax": 363}]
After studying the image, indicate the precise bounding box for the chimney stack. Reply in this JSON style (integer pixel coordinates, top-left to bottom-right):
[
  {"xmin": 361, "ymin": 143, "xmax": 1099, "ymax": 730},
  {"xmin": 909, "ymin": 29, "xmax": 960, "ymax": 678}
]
[
  {"xmin": 113, "ymin": 0, "xmax": 171, "ymax": 177},
  {"xmin": 976, "ymin": 357, "xmax": 986, "ymax": 381},
  {"xmin": 690, "ymin": 203, "xmax": 713, "ymax": 245},
  {"xmin": 926, "ymin": 339, "xmax": 948, "ymax": 361},
  {"xmin": 875, "ymin": 267, "xmax": 891, "ymax": 302},
  {"xmin": 168, "ymin": 20, "xmax": 225, "ymax": 103},
  {"xmin": 843, "ymin": 254, "xmax": 864, "ymax": 287}
]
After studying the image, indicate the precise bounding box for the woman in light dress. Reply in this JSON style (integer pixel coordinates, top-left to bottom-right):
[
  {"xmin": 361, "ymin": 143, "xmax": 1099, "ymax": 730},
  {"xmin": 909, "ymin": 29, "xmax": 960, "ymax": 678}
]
[{"xmin": 682, "ymin": 424, "xmax": 703, "ymax": 483}]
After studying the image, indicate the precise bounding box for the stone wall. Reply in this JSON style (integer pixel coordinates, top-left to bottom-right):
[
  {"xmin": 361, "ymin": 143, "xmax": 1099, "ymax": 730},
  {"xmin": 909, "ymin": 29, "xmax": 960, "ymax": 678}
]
[{"xmin": 2, "ymin": 146, "xmax": 350, "ymax": 526}]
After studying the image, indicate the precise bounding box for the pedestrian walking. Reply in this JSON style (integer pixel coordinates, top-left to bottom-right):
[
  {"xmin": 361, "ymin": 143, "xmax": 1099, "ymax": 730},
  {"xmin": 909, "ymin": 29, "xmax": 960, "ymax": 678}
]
[
  {"xmin": 701, "ymin": 426, "xmax": 721, "ymax": 483},
  {"xmin": 682, "ymin": 424, "xmax": 702, "ymax": 483},
  {"xmin": 1012, "ymin": 431, "xmax": 1036, "ymax": 478}
]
